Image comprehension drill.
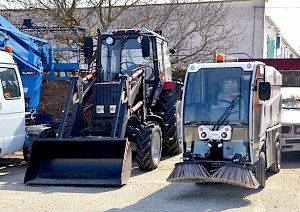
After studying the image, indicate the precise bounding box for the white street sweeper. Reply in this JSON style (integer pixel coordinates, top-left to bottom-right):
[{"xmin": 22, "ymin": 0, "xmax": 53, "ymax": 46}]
[{"xmin": 167, "ymin": 61, "xmax": 282, "ymax": 188}]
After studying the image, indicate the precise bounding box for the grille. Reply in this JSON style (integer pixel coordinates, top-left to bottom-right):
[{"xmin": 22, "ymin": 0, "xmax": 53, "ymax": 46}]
[
  {"xmin": 93, "ymin": 82, "xmax": 120, "ymax": 105},
  {"xmin": 285, "ymin": 140, "xmax": 300, "ymax": 144},
  {"xmin": 282, "ymin": 126, "xmax": 291, "ymax": 134}
]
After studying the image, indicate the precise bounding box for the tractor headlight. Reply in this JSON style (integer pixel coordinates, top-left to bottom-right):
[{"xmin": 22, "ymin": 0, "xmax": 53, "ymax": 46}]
[
  {"xmin": 106, "ymin": 37, "xmax": 114, "ymax": 45},
  {"xmin": 110, "ymin": 105, "xmax": 116, "ymax": 113},
  {"xmin": 96, "ymin": 105, "xmax": 104, "ymax": 114}
]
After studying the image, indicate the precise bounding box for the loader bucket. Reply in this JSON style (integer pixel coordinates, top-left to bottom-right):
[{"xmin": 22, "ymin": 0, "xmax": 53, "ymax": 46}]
[{"xmin": 24, "ymin": 137, "xmax": 132, "ymax": 186}]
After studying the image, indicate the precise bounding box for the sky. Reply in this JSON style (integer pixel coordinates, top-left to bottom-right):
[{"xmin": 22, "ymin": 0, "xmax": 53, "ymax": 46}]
[{"xmin": 265, "ymin": 0, "xmax": 300, "ymax": 53}]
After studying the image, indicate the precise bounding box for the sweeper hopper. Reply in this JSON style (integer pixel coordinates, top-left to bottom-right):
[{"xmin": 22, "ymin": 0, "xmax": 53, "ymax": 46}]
[{"xmin": 167, "ymin": 62, "xmax": 282, "ymax": 188}]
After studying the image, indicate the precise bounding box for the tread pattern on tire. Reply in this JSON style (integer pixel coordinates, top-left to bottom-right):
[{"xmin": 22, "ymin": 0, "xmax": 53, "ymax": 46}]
[
  {"xmin": 23, "ymin": 129, "xmax": 55, "ymax": 163},
  {"xmin": 136, "ymin": 124, "xmax": 161, "ymax": 171},
  {"xmin": 154, "ymin": 90, "xmax": 181, "ymax": 155}
]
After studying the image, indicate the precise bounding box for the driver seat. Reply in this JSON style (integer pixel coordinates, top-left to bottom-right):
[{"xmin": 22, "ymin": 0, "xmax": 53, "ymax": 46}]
[{"xmin": 210, "ymin": 79, "xmax": 240, "ymax": 122}]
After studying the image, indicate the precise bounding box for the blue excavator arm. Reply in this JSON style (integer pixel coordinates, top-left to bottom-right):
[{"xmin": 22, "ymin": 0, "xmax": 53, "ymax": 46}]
[
  {"xmin": 0, "ymin": 15, "xmax": 49, "ymax": 112},
  {"xmin": 0, "ymin": 15, "xmax": 87, "ymax": 114}
]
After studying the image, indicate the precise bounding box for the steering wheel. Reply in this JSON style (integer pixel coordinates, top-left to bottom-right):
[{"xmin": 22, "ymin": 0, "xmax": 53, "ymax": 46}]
[{"xmin": 120, "ymin": 61, "xmax": 139, "ymax": 75}]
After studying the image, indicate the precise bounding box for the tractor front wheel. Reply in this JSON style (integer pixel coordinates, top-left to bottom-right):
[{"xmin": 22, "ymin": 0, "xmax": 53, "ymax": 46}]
[
  {"xmin": 23, "ymin": 128, "xmax": 56, "ymax": 163},
  {"xmin": 136, "ymin": 123, "xmax": 162, "ymax": 171}
]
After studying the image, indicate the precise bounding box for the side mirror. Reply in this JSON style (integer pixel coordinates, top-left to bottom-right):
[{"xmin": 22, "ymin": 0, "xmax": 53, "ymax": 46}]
[
  {"xmin": 259, "ymin": 81, "xmax": 271, "ymax": 100},
  {"xmin": 141, "ymin": 36, "xmax": 150, "ymax": 58},
  {"xmin": 169, "ymin": 49, "xmax": 175, "ymax": 54},
  {"xmin": 84, "ymin": 36, "xmax": 94, "ymax": 58}
]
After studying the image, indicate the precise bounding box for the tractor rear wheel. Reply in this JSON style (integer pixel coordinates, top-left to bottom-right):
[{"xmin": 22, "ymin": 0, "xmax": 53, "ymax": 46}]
[
  {"xmin": 155, "ymin": 90, "xmax": 181, "ymax": 155},
  {"xmin": 256, "ymin": 151, "xmax": 266, "ymax": 188},
  {"xmin": 136, "ymin": 123, "xmax": 162, "ymax": 171}
]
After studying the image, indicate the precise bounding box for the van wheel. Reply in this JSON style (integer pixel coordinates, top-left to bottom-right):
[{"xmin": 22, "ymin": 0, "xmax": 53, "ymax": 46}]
[
  {"xmin": 256, "ymin": 151, "xmax": 266, "ymax": 188},
  {"xmin": 269, "ymin": 142, "xmax": 281, "ymax": 173}
]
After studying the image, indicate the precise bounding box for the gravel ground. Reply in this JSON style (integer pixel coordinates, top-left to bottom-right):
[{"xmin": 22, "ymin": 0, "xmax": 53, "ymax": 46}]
[{"xmin": 0, "ymin": 151, "xmax": 299, "ymax": 212}]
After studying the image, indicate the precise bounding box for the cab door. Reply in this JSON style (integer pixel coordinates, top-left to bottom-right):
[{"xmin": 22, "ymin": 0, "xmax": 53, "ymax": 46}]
[
  {"xmin": 0, "ymin": 65, "xmax": 25, "ymax": 154},
  {"xmin": 252, "ymin": 64, "xmax": 264, "ymax": 163}
]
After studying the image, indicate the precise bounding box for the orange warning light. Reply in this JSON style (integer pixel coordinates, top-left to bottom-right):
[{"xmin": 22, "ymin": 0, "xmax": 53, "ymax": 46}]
[
  {"xmin": 216, "ymin": 53, "xmax": 225, "ymax": 62},
  {"xmin": 4, "ymin": 45, "xmax": 13, "ymax": 54}
]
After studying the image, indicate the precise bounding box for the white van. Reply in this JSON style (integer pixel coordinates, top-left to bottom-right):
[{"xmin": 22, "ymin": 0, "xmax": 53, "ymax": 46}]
[
  {"xmin": 281, "ymin": 87, "xmax": 300, "ymax": 152},
  {"xmin": 0, "ymin": 51, "xmax": 25, "ymax": 155}
]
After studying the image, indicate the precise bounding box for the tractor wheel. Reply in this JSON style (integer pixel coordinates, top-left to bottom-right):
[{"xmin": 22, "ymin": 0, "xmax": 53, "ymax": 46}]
[
  {"xmin": 256, "ymin": 151, "xmax": 266, "ymax": 188},
  {"xmin": 23, "ymin": 129, "xmax": 55, "ymax": 163},
  {"xmin": 136, "ymin": 123, "xmax": 162, "ymax": 171},
  {"xmin": 155, "ymin": 90, "xmax": 181, "ymax": 155},
  {"xmin": 23, "ymin": 133, "xmax": 33, "ymax": 163},
  {"xmin": 269, "ymin": 142, "xmax": 281, "ymax": 173}
]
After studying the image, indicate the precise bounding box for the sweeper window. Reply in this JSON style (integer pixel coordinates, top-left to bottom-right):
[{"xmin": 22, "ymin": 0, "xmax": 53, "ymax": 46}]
[{"xmin": 183, "ymin": 67, "xmax": 252, "ymax": 125}]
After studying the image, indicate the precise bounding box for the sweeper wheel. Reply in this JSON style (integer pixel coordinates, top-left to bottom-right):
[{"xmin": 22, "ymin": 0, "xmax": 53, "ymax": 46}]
[
  {"xmin": 136, "ymin": 123, "xmax": 162, "ymax": 171},
  {"xmin": 154, "ymin": 90, "xmax": 181, "ymax": 155},
  {"xmin": 269, "ymin": 142, "xmax": 281, "ymax": 173},
  {"xmin": 256, "ymin": 151, "xmax": 266, "ymax": 188}
]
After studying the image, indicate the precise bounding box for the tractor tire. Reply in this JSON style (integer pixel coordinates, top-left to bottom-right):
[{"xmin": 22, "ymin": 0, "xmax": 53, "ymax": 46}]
[
  {"xmin": 136, "ymin": 123, "xmax": 162, "ymax": 171},
  {"xmin": 155, "ymin": 90, "xmax": 181, "ymax": 155},
  {"xmin": 256, "ymin": 151, "xmax": 266, "ymax": 188},
  {"xmin": 23, "ymin": 129, "xmax": 55, "ymax": 163},
  {"xmin": 23, "ymin": 133, "xmax": 33, "ymax": 163},
  {"xmin": 269, "ymin": 142, "xmax": 281, "ymax": 173}
]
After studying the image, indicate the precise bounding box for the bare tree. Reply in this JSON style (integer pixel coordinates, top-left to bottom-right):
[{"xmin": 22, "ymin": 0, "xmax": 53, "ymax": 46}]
[
  {"xmin": 97, "ymin": 1, "xmax": 245, "ymax": 75},
  {"xmin": 1, "ymin": 0, "xmax": 245, "ymax": 75}
]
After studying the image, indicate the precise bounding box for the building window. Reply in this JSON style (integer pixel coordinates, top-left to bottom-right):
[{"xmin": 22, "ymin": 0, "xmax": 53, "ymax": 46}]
[
  {"xmin": 0, "ymin": 68, "xmax": 21, "ymax": 100},
  {"xmin": 267, "ymin": 35, "xmax": 275, "ymax": 58}
]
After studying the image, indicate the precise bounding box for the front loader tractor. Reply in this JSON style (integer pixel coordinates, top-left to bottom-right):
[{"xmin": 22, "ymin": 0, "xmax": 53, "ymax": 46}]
[{"xmin": 24, "ymin": 28, "xmax": 182, "ymax": 186}]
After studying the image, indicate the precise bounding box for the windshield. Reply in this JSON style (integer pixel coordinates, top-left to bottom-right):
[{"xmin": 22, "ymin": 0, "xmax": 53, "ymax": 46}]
[
  {"xmin": 183, "ymin": 67, "xmax": 252, "ymax": 125},
  {"xmin": 101, "ymin": 36, "xmax": 153, "ymax": 81},
  {"xmin": 282, "ymin": 87, "xmax": 300, "ymax": 109}
]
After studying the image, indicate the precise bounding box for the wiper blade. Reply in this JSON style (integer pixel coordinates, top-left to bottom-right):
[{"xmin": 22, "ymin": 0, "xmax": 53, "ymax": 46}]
[
  {"xmin": 108, "ymin": 35, "xmax": 129, "ymax": 57},
  {"xmin": 184, "ymin": 121, "xmax": 213, "ymax": 125},
  {"xmin": 212, "ymin": 95, "xmax": 241, "ymax": 131}
]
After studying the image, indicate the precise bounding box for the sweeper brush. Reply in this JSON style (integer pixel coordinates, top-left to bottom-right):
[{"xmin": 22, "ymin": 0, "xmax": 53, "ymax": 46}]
[
  {"xmin": 211, "ymin": 165, "xmax": 259, "ymax": 189},
  {"xmin": 167, "ymin": 162, "xmax": 260, "ymax": 188},
  {"xmin": 167, "ymin": 162, "xmax": 210, "ymax": 183}
]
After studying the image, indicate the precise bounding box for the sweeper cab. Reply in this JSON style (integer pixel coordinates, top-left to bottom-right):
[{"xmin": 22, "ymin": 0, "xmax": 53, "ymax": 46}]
[{"xmin": 168, "ymin": 62, "xmax": 282, "ymax": 188}]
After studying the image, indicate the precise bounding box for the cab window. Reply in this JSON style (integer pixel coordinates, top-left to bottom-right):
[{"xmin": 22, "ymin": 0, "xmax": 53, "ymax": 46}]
[{"xmin": 0, "ymin": 68, "xmax": 21, "ymax": 100}]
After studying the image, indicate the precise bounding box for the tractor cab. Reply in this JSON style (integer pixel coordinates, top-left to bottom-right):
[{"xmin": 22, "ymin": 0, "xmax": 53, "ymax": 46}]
[{"xmin": 99, "ymin": 28, "xmax": 173, "ymax": 106}]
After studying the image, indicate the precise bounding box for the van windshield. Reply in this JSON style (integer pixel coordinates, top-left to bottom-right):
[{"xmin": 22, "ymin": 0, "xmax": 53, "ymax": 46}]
[{"xmin": 183, "ymin": 67, "xmax": 252, "ymax": 125}]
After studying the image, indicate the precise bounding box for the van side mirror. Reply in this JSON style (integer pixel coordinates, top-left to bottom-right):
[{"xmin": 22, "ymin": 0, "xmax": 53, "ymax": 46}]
[
  {"xmin": 259, "ymin": 81, "xmax": 271, "ymax": 100},
  {"xmin": 84, "ymin": 36, "xmax": 93, "ymax": 58},
  {"xmin": 141, "ymin": 36, "xmax": 150, "ymax": 58}
]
